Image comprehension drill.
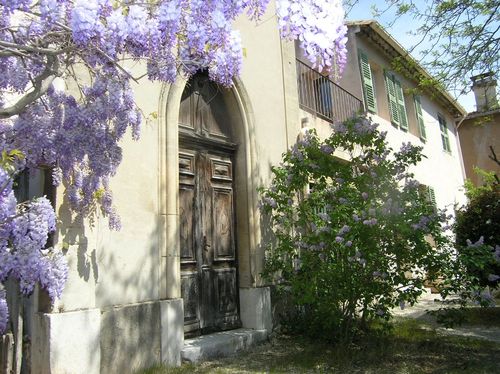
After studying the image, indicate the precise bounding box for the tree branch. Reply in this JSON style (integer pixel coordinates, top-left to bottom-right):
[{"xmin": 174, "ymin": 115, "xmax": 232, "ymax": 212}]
[
  {"xmin": 488, "ymin": 146, "xmax": 500, "ymax": 167},
  {"xmin": 0, "ymin": 56, "xmax": 60, "ymax": 119}
]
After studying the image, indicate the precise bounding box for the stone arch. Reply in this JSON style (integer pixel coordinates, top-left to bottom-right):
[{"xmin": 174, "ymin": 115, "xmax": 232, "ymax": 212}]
[{"xmin": 157, "ymin": 74, "xmax": 260, "ymax": 304}]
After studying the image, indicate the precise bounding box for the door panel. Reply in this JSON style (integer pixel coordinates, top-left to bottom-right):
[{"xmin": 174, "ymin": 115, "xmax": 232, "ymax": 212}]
[
  {"xmin": 212, "ymin": 188, "xmax": 234, "ymax": 260},
  {"xmin": 181, "ymin": 272, "xmax": 200, "ymax": 333},
  {"xmin": 180, "ymin": 148, "xmax": 240, "ymax": 336}
]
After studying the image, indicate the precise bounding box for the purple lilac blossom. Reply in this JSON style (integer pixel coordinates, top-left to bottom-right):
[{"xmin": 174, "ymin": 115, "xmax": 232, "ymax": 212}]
[
  {"xmin": 466, "ymin": 236, "xmax": 484, "ymax": 248},
  {"xmin": 411, "ymin": 216, "xmax": 431, "ymax": 231},
  {"xmin": 399, "ymin": 142, "xmax": 415, "ymax": 157},
  {"xmin": 320, "ymin": 144, "xmax": 334, "ymax": 154},
  {"xmin": 487, "ymin": 274, "xmax": 500, "ymax": 282},
  {"xmin": 338, "ymin": 224, "xmax": 350, "ymax": 235},
  {"xmin": 363, "ymin": 218, "xmax": 377, "ymax": 226},
  {"xmin": 494, "ymin": 245, "xmax": 500, "ymax": 262}
]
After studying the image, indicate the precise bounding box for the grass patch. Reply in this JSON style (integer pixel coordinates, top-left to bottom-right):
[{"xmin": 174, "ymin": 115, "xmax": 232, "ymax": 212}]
[
  {"xmin": 137, "ymin": 318, "xmax": 500, "ymax": 373},
  {"xmin": 460, "ymin": 307, "xmax": 500, "ymax": 327},
  {"xmin": 430, "ymin": 307, "xmax": 500, "ymax": 328}
]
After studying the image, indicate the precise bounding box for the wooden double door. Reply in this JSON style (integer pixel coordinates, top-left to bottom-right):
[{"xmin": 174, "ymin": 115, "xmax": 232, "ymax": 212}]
[{"xmin": 179, "ymin": 145, "xmax": 241, "ymax": 336}]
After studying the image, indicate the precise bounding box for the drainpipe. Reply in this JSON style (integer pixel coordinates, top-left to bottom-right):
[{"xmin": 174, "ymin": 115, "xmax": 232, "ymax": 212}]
[{"xmin": 454, "ymin": 114, "xmax": 468, "ymax": 187}]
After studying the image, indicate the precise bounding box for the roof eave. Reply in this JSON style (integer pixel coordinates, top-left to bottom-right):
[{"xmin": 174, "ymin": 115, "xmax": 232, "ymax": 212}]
[{"xmin": 347, "ymin": 20, "xmax": 467, "ymax": 119}]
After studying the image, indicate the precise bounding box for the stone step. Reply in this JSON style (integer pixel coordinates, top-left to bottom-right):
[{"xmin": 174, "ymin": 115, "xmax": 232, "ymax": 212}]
[{"xmin": 181, "ymin": 328, "xmax": 268, "ymax": 364}]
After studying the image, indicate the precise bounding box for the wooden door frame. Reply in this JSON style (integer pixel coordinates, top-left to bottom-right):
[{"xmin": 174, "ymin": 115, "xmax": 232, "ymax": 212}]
[{"xmin": 158, "ymin": 75, "xmax": 264, "ymax": 317}]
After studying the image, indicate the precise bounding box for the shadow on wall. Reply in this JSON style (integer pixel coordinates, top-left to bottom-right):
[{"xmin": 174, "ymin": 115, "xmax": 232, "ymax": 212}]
[{"xmin": 56, "ymin": 192, "xmax": 181, "ymax": 373}]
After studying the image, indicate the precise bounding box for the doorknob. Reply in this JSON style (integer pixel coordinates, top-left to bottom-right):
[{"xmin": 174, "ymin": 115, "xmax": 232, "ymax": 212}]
[{"xmin": 203, "ymin": 235, "xmax": 211, "ymax": 251}]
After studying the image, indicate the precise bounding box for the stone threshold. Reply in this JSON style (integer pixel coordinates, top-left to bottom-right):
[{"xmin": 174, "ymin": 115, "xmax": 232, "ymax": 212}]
[{"xmin": 181, "ymin": 328, "xmax": 268, "ymax": 363}]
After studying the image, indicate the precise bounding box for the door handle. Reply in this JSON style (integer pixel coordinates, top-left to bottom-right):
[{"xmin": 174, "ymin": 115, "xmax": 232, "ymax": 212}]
[{"xmin": 203, "ymin": 235, "xmax": 211, "ymax": 251}]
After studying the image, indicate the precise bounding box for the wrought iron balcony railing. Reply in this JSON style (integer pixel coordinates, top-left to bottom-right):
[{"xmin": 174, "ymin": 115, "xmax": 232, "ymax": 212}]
[{"xmin": 296, "ymin": 59, "xmax": 363, "ymax": 123}]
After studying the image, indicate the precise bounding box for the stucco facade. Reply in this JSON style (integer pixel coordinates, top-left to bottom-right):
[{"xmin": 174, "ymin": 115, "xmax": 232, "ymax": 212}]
[
  {"xmin": 458, "ymin": 110, "xmax": 500, "ymax": 186},
  {"xmin": 26, "ymin": 16, "xmax": 467, "ymax": 374}
]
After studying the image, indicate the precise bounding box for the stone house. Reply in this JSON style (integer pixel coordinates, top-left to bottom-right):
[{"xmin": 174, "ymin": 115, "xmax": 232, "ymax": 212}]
[
  {"xmin": 21, "ymin": 11, "xmax": 467, "ymax": 374},
  {"xmin": 457, "ymin": 72, "xmax": 500, "ymax": 186}
]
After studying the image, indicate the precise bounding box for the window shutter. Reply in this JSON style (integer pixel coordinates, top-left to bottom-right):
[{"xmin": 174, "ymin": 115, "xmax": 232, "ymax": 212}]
[
  {"xmin": 394, "ymin": 78, "xmax": 408, "ymax": 131},
  {"xmin": 427, "ymin": 186, "xmax": 437, "ymax": 209},
  {"xmin": 385, "ymin": 72, "xmax": 400, "ymax": 126},
  {"xmin": 438, "ymin": 114, "xmax": 451, "ymax": 152},
  {"xmin": 414, "ymin": 95, "xmax": 426, "ymax": 141},
  {"xmin": 358, "ymin": 51, "xmax": 377, "ymax": 113},
  {"xmin": 419, "ymin": 184, "xmax": 437, "ymax": 211}
]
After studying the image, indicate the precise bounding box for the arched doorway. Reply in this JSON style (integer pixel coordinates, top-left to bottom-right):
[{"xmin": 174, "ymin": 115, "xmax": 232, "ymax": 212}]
[{"xmin": 178, "ymin": 73, "xmax": 241, "ymax": 336}]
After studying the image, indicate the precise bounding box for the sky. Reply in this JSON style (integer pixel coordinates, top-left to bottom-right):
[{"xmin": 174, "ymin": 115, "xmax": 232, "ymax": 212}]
[{"xmin": 346, "ymin": 1, "xmax": 477, "ymax": 113}]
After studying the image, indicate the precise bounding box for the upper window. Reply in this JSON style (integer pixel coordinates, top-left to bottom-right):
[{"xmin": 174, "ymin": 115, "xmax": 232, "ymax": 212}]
[
  {"xmin": 384, "ymin": 72, "xmax": 408, "ymax": 131},
  {"xmin": 358, "ymin": 50, "xmax": 377, "ymax": 113},
  {"xmin": 413, "ymin": 95, "xmax": 426, "ymax": 142},
  {"xmin": 418, "ymin": 184, "xmax": 437, "ymax": 212},
  {"xmin": 438, "ymin": 114, "xmax": 451, "ymax": 153}
]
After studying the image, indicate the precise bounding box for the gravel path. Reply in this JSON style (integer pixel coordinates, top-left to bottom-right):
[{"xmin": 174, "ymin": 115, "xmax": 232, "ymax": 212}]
[{"xmin": 392, "ymin": 292, "xmax": 500, "ymax": 343}]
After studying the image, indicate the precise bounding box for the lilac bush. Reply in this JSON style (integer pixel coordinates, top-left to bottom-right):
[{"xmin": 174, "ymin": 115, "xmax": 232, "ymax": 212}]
[
  {"xmin": 0, "ymin": 1, "xmax": 347, "ymax": 334},
  {"xmin": 260, "ymin": 115, "xmax": 496, "ymax": 340}
]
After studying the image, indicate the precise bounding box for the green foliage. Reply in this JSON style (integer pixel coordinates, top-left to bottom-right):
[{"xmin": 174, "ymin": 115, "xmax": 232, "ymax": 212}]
[
  {"xmin": 259, "ymin": 115, "xmax": 461, "ymax": 341},
  {"xmin": 455, "ymin": 172, "xmax": 500, "ymax": 289},
  {"xmin": 463, "ymin": 167, "xmax": 498, "ymax": 200}
]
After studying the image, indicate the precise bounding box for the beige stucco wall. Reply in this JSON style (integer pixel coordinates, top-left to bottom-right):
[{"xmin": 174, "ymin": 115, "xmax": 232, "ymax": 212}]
[
  {"xmin": 54, "ymin": 74, "xmax": 164, "ymax": 311},
  {"xmin": 52, "ymin": 6, "xmax": 299, "ymax": 311},
  {"xmin": 355, "ymin": 32, "xmax": 465, "ymax": 212},
  {"xmin": 298, "ymin": 27, "xmax": 466, "ymax": 215},
  {"xmin": 458, "ymin": 112, "xmax": 500, "ymax": 185}
]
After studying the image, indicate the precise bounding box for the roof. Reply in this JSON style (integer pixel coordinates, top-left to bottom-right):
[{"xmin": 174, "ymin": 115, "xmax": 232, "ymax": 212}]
[
  {"xmin": 464, "ymin": 107, "xmax": 500, "ymax": 121},
  {"xmin": 346, "ymin": 20, "xmax": 467, "ymax": 119}
]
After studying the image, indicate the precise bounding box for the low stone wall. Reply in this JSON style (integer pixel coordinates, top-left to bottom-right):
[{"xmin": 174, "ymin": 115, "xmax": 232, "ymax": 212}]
[{"xmin": 31, "ymin": 299, "xmax": 183, "ymax": 374}]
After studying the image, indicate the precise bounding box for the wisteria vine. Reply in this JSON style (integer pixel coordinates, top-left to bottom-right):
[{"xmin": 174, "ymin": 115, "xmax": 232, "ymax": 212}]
[{"xmin": 0, "ymin": 1, "xmax": 348, "ymax": 334}]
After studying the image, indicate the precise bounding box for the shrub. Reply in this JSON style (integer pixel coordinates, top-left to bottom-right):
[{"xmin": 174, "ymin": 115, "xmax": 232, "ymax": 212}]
[
  {"xmin": 455, "ymin": 179, "xmax": 500, "ymax": 289},
  {"xmin": 260, "ymin": 115, "xmax": 495, "ymax": 341}
]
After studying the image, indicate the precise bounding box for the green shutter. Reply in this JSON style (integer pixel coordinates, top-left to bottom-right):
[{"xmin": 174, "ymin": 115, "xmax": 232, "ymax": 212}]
[
  {"xmin": 438, "ymin": 114, "xmax": 451, "ymax": 152},
  {"xmin": 414, "ymin": 95, "xmax": 426, "ymax": 141},
  {"xmin": 427, "ymin": 186, "xmax": 436, "ymax": 209},
  {"xmin": 394, "ymin": 78, "xmax": 408, "ymax": 131},
  {"xmin": 419, "ymin": 185, "xmax": 437, "ymax": 211},
  {"xmin": 385, "ymin": 72, "xmax": 400, "ymax": 126},
  {"xmin": 358, "ymin": 51, "xmax": 377, "ymax": 113}
]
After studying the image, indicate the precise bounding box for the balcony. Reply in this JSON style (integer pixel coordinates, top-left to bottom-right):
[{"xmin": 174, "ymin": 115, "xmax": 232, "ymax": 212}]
[{"xmin": 296, "ymin": 59, "xmax": 363, "ymax": 123}]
